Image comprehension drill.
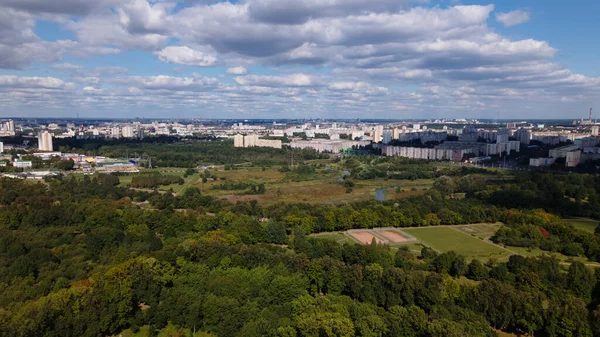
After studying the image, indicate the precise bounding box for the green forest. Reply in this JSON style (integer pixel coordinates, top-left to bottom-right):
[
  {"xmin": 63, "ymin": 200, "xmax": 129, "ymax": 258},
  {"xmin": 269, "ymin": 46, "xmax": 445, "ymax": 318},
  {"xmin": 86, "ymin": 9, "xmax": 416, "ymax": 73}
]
[{"xmin": 1, "ymin": 162, "xmax": 600, "ymax": 336}]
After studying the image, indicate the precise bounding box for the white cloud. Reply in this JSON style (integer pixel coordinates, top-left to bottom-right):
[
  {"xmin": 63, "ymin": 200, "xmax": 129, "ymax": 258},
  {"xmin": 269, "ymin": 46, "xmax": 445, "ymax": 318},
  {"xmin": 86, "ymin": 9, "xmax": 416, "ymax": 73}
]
[
  {"xmin": 496, "ymin": 10, "xmax": 530, "ymax": 27},
  {"xmin": 113, "ymin": 75, "xmax": 221, "ymax": 91},
  {"xmin": 155, "ymin": 46, "xmax": 218, "ymax": 66},
  {"xmin": 234, "ymin": 74, "xmax": 322, "ymax": 87},
  {"xmin": 0, "ymin": 75, "xmax": 69, "ymax": 89},
  {"xmin": 226, "ymin": 66, "xmax": 248, "ymax": 75},
  {"xmin": 0, "ymin": 1, "xmax": 597, "ymax": 118}
]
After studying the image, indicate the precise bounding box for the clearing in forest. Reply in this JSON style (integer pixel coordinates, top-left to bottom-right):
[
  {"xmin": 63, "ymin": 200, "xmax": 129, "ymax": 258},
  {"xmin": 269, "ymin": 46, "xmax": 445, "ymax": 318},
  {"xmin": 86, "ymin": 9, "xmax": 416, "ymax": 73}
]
[{"xmin": 402, "ymin": 226, "xmax": 511, "ymax": 260}]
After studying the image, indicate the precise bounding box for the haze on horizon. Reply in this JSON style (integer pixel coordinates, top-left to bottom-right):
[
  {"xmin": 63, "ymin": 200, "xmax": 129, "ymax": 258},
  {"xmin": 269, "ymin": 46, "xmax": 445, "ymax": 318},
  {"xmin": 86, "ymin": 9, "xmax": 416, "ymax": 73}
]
[{"xmin": 0, "ymin": 0, "xmax": 598, "ymax": 120}]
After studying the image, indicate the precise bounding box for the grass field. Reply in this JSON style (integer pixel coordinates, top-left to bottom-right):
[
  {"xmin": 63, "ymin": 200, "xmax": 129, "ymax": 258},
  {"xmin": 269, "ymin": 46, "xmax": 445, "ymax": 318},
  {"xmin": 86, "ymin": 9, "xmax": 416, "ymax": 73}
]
[
  {"xmin": 506, "ymin": 246, "xmax": 600, "ymax": 267},
  {"xmin": 186, "ymin": 165, "xmax": 435, "ymax": 205},
  {"xmin": 311, "ymin": 232, "xmax": 355, "ymax": 245},
  {"xmin": 402, "ymin": 226, "xmax": 511, "ymax": 260},
  {"xmin": 454, "ymin": 223, "xmax": 502, "ymax": 239},
  {"xmin": 563, "ymin": 218, "xmax": 599, "ymax": 234}
]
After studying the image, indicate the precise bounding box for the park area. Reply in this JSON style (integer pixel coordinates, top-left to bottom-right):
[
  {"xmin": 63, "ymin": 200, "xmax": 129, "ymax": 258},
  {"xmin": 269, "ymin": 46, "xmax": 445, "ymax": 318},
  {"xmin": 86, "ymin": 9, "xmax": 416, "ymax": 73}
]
[
  {"xmin": 563, "ymin": 218, "xmax": 599, "ymax": 233},
  {"xmin": 118, "ymin": 164, "xmax": 436, "ymax": 205},
  {"xmin": 313, "ymin": 224, "xmax": 514, "ymax": 261},
  {"xmin": 402, "ymin": 226, "xmax": 511, "ymax": 260}
]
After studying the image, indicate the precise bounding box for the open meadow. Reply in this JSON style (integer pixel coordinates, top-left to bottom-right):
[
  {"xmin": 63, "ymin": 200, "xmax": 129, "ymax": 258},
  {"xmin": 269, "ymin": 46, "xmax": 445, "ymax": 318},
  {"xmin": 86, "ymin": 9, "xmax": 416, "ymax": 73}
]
[
  {"xmin": 311, "ymin": 224, "xmax": 511, "ymax": 261},
  {"xmin": 401, "ymin": 226, "xmax": 511, "ymax": 260},
  {"xmin": 563, "ymin": 218, "xmax": 599, "ymax": 233},
  {"xmin": 187, "ymin": 165, "xmax": 435, "ymax": 205}
]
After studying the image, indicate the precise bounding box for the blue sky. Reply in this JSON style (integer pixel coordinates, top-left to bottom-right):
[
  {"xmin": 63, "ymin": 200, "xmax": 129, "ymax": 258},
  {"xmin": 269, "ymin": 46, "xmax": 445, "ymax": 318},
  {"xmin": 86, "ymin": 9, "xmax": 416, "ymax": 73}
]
[{"xmin": 0, "ymin": 0, "xmax": 598, "ymax": 119}]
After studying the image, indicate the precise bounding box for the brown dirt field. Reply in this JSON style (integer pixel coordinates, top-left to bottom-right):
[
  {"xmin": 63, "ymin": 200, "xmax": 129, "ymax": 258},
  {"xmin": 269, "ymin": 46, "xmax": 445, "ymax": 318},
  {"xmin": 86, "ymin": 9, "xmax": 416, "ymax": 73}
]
[
  {"xmin": 380, "ymin": 230, "xmax": 411, "ymax": 243},
  {"xmin": 349, "ymin": 231, "xmax": 385, "ymax": 245}
]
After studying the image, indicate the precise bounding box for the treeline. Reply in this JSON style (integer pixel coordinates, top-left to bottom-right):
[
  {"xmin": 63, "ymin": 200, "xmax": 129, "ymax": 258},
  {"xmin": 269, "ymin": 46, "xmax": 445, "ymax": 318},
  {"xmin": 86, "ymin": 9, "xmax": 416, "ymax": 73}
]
[
  {"xmin": 131, "ymin": 174, "xmax": 184, "ymax": 189},
  {"xmin": 60, "ymin": 138, "xmax": 327, "ymax": 167}
]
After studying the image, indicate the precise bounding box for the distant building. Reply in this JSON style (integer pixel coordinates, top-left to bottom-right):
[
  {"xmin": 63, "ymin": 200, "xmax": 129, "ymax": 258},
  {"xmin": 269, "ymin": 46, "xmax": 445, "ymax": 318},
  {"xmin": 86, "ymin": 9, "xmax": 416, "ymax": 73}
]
[
  {"xmin": 515, "ymin": 128, "xmax": 531, "ymax": 145},
  {"xmin": 549, "ymin": 145, "xmax": 579, "ymax": 158},
  {"xmin": 290, "ymin": 139, "xmax": 368, "ymax": 153},
  {"xmin": 529, "ymin": 158, "xmax": 556, "ymax": 167},
  {"xmin": 13, "ymin": 160, "xmax": 32, "ymax": 168},
  {"xmin": 0, "ymin": 120, "xmax": 15, "ymax": 136},
  {"xmin": 111, "ymin": 127, "xmax": 121, "ymax": 138},
  {"xmin": 383, "ymin": 146, "xmax": 471, "ymax": 161},
  {"xmin": 233, "ymin": 134, "xmax": 244, "ymax": 147},
  {"xmin": 38, "ymin": 131, "xmax": 54, "ymax": 152},
  {"xmin": 382, "ymin": 131, "xmax": 392, "ymax": 144},
  {"xmin": 122, "ymin": 126, "xmax": 135, "ymax": 138},
  {"xmin": 372, "ymin": 129, "xmax": 382, "ymax": 143},
  {"xmin": 0, "ymin": 141, "xmax": 3, "ymax": 153},
  {"xmin": 233, "ymin": 134, "xmax": 282, "ymax": 149},
  {"xmin": 592, "ymin": 126, "xmax": 599, "ymax": 136}
]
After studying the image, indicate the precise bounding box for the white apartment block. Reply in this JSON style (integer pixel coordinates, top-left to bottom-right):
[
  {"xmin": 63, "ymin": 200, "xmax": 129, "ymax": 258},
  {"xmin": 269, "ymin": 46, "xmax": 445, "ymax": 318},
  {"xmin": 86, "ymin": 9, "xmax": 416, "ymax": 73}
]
[
  {"xmin": 122, "ymin": 126, "xmax": 135, "ymax": 138},
  {"xmin": 38, "ymin": 131, "xmax": 54, "ymax": 152},
  {"xmin": 233, "ymin": 134, "xmax": 282, "ymax": 149},
  {"xmin": 383, "ymin": 146, "xmax": 471, "ymax": 161},
  {"xmin": 290, "ymin": 140, "xmax": 368, "ymax": 153}
]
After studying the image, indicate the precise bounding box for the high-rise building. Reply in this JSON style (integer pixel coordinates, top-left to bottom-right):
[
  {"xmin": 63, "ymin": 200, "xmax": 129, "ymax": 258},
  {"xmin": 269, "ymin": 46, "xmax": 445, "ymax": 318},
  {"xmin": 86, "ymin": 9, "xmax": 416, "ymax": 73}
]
[
  {"xmin": 372, "ymin": 129, "xmax": 382, "ymax": 143},
  {"xmin": 7, "ymin": 120, "xmax": 14, "ymax": 133},
  {"xmin": 122, "ymin": 126, "xmax": 135, "ymax": 138},
  {"xmin": 0, "ymin": 142, "xmax": 3, "ymax": 153},
  {"xmin": 111, "ymin": 127, "xmax": 121, "ymax": 138},
  {"xmin": 38, "ymin": 131, "xmax": 54, "ymax": 152},
  {"xmin": 515, "ymin": 128, "xmax": 531, "ymax": 145},
  {"xmin": 234, "ymin": 134, "xmax": 244, "ymax": 147},
  {"xmin": 392, "ymin": 128, "xmax": 400, "ymax": 140},
  {"xmin": 382, "ymin": 131, "xmax": 392, "ymax": 144},
  {"xmin": 592, "ymin": 126, "xmax": 599, "ymax": 137}
]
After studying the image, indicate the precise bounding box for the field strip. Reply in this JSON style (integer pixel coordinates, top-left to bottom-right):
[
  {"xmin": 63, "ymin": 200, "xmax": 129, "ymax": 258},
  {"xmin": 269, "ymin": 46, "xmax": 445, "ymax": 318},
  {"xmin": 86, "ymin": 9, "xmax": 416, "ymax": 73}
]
[{"xmin": 447, "ymin": 226, "xmax": 518, "ymax": 255}]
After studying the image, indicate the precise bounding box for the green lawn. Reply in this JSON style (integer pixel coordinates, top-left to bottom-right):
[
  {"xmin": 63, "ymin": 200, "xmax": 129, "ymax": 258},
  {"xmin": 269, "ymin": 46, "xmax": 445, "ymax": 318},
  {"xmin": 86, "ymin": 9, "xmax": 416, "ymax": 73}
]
[
  {"xmin": 311, "ymin": 232, "xmax": 355, "ymax": 245},
  {"xmin": 506, "ymin": 246, "xmax": 600, "ymax": 267},
  {"xmin": 454, "ymin": 223, "xmax": 502, "ymax": 239},
  {"xmin": 563, "ymin": 218, "xmax": 599, "ymax": 234},
  {"xmin": 402, "ymin": 227, "xmax": 511, "ymax": 260}
]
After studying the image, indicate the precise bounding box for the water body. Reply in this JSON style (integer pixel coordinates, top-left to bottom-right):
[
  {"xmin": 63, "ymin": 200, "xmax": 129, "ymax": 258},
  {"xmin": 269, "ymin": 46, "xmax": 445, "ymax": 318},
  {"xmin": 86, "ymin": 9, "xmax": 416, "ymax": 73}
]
[{"xmin": 375, "ymin": 187, "xmax": 397, "ymax": 201}]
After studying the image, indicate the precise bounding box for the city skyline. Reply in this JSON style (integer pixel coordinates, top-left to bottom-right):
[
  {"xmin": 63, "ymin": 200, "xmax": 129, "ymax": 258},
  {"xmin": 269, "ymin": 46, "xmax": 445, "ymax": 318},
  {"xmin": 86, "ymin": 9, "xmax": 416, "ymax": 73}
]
[{"xmin": 0, "ymin": 0, "xmax": 599, "ymax": 119}]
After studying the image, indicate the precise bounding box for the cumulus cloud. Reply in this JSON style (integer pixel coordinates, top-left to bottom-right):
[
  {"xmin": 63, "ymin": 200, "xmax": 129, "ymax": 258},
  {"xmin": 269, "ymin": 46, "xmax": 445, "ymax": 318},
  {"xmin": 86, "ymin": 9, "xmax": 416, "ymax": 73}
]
[
  {"xmin": 113, "ymin": 75, "xmax": 221, "ymax": 91},
  {"xmin": 226, "ymin": 66, "xmax": 248, "ymax": 75},
  {"xmin": 496, "ymin": 10, "xmax": 530, "ymax": 27},
  {"xmin": 248, "ymin": 0, "xmax": 410, "ymax": 24},
  {"xmin": 0, "ymin": 0, "xmax": 597, "ymax": 118},
  {"xmin": 0, "ymin": 75, "xmax": 69, "ymax": 89},
  {"xmin": 155, "ymin": 46, "xmax": 218, "ymax": 66},
  {"xmin": 234, "ymin": 74, "xmax": 323, "ymax": 87},
  {"xmin": 328, "ymin": 81, "xmax": 388, "ymax": 96},
  {"xmin": 0, "ymin": 0, "xmax": 115, "ymax": 16}
]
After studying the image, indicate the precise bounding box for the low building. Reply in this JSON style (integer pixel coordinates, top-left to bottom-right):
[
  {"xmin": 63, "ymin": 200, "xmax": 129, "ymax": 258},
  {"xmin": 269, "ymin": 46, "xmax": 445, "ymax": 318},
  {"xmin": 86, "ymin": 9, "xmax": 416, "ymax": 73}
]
[
  {"xmin": 549, "ymin": 145, "xmax": 579, "ymax": 158},
  {"xmin": 529, "ymin": 158, "xmax": 556, "ymax": 167},
  {"xmin": 96, "ymin": 161, "xmax": 139, "ymax": 173},
  {"xmin": 13, "ymin": 160, "xmax": 32, "ymax": 168}
]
